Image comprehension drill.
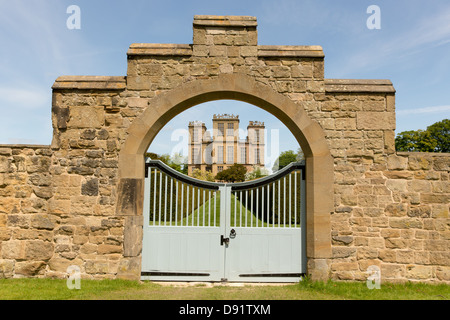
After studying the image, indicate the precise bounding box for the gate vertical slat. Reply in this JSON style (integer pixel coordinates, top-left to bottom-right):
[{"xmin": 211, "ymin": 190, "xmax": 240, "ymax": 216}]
[
  {"xmin": 153, "ymin": 169, "xmax": 157, "ymax": 226},
  {"xmin": 235, "ymin": 191, "xmax": 238, "ymax": 227},
  {"xmin": 289, "ymin": 173, "xmax": 292, "ymax": 228},
  {"xmin": 170, "ymin": 178, "xmax": 173, "ymax": 226},
  {"xmin": 180, "ymin": 183, "xmax": 184, "ymax": 227},
  {"xmin": 203, "ymin": 189, "xmax": 206, "ymax": 227},
  {"xmin": 261, "ymin": 186, "xmax": 264, "ymax": 227},
  {"xmin": 158, "ymin": 171, "xmax": 162, "ymax": 225},
  {"xmin": 164, "ymin": 175, "xmax": 168, "ymax": 225},
  {"xmin": 283, "ymin": 176, "xmax": 286, "ymax": 228},
  {"xmin": 214, "ymin": 190, "xmax": 217, "ymax": 227},
  {"xmin": 239, "ymin": 191, "xmax": 242, "ymax": 228},
  {"xmin": 294, "ymin": 172, "xmax": 297, "ymax": 227},
  {"xmin": 256, "ymin": 188, "xmax": 259, "ymax": 228},
  {"xmin": 272, "ymin": 182, "xmax": 275, "ymax": 228},
  {"xmin": 145, "ymin": 168, "xmax": 151, "ymax": 228},
  {"xmin": 196, "ymin": 187, "xmax": 199, "ymax": 226},
  {"xmin": 245, "ymin": 191, "xmax": 248, "ymax": 227},
  {"xmin": 192, "ymin": 186, "xmax": 195, "ymax": 226},
  {"xmin": 266, "ymin": 184, "xmax": 270, "ymax": 227},
  {"xmin": 251, "ymin": 189, "xmax": 254, "ymax": 227},
  {"xmin": 278, "ymin": 179, "xmax": 281, "ymax": 228}
]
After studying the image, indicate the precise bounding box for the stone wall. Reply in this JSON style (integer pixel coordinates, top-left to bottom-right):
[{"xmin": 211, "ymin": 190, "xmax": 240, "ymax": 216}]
[
  {"xmin": 331, "ymin": 152, "xmax": 449, "ymax": 283},
  {"xmin": 0, "ymin": 15, "xmax": 448, "ymax": 283}
]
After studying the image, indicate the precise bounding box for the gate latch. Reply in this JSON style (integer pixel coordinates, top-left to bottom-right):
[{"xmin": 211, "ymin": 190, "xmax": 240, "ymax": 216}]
[{"xmin": 220, "ymin": 235, "xmax": 230, "ymax": 246}]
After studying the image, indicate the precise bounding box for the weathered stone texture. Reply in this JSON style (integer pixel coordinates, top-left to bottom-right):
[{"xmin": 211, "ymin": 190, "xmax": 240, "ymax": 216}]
[{"xmin": 331, "ymin": 152, "xmax": 449, "ymax": 283}]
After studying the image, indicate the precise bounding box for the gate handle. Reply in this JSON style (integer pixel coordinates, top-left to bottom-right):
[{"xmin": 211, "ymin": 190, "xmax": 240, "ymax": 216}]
[
  {"xmin": 220, "ymin": 235, "xmax": 230, "ymax": 246},
  {"xmin": 230, "ymin": 229, "xmax": 236, "ymax": 238}
]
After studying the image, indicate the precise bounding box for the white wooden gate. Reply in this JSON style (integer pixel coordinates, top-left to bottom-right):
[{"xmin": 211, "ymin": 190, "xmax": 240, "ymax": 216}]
[{"xmin": 141, "ymin": 160, "xmax": 306, "ymax": 282}]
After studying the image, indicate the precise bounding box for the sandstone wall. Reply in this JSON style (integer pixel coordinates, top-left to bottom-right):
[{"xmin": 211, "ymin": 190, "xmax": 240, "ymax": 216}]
[
  {"xmin": 331, "ymin": 152, "xmax": 449, "ymax": 283},
  {"xmin": 0, "ymin": 15, "xmax": 448, "ymax": 283}
]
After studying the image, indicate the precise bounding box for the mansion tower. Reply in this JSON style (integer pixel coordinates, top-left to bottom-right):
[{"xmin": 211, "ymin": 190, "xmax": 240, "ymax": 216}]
[{"xmin": 188, "ymin": 114, "xmax": 265, "ymax": 176}]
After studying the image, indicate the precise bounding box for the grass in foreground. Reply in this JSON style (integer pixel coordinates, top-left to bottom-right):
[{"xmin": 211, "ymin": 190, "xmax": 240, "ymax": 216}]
[{"xmin": 0, "ymin": 278, "xmax": 448, "ymax": 300}]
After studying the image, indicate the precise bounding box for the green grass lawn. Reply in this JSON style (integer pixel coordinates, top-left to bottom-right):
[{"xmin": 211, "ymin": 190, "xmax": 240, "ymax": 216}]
[{"xmin": 0, "ymin": 278, "xmax": 448, "ymax": 300}]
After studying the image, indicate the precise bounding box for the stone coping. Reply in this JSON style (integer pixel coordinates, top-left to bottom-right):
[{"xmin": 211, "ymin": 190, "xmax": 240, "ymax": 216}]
[
  {"xmin": 127, "ymin": 43, "xmax": 324, "ymax": 58},
  {"xmin": 396, "ymin": 151, "xmax": 450, "ymax": 157},
  {"xmin": 325, "ymin": 79, "xmax": 396, "ymax": 93},
  {"xmin": 193, "ymin": 15, "xmax": 257, "ymax": 27},
  {"xmin": 52, "ymin": 76, "xmax": 126, "ymax": 90},
  {"xmin": 0, "ymin": 144, "xmax": 50, "ymax": 149},
  {"xmin": 258, "ymin": 45, "xmax": 325, "ymax": 58},
  {"xmin": 127, "ymin": 43, "xmax": 193, "ymax": 56}
]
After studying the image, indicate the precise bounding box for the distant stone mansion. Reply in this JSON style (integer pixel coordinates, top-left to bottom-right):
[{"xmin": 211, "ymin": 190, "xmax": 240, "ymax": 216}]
[{"xmin": 188, "ymin": 114, "xmax": 265, "ymax": 176}]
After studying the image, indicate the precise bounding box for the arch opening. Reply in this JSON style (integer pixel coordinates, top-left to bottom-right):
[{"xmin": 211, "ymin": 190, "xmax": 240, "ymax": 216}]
[
  {"xmin": 118, "ymin": 74, "xmax": 333, "ymax": 280},
  {"xmin": 146, "ymin": 99, "xmax": 302, "ymax": 181}
]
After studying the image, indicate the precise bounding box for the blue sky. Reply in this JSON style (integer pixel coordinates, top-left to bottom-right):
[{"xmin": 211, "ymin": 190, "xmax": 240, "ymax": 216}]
[{"xmin": 0, "ymin": 0, "xmax": 449, "ymax": 164}]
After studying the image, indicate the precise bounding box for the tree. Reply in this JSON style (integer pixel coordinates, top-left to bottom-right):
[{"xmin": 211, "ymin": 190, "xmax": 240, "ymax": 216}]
[
  {"xmin": 215, "ymin": 164, "xmax": 247, "ymax": 182},
  {"xmin": 245, "ymin": 165, "xmax": 270, "ymax": 181},
  {"xmin": 145, "ymin": 152, "xmax": 188, "ymax": 174},
  {"xmin": 395, "ymin": 119, "xmax": 449, "ymax": 152},
  {"xmin": 191, "ymin": 168, "xmax": 215, "ymax": 182},
  {"xmin": 296, "ymin": 148, "xmax": 305, "ymax": 162},
  {"xmin": 427, "ymin": 119, "xmax": 449, "ymax": 152},
  {"xmin": 272, "ymin": 150, "xmax": 298, "ymax": 172}
]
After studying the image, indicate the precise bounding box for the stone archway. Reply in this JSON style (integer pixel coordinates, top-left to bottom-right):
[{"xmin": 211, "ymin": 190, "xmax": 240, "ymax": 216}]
[{"xmin": 117, "ymin": 73, "xmax": 333, "ymax": 280}]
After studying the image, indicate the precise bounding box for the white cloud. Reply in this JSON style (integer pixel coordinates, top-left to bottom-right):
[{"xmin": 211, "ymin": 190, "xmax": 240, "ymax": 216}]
[
  {"xmin": 0, "ymin": 87, "xmax": 49, "ymax": 109},
  {"xmin": 397, "ymin": 105, "xmax": 450, "ymax": 115},
  {"xmin": 336, "ymin": 6, "xmax": 450, "ymax": 76}
]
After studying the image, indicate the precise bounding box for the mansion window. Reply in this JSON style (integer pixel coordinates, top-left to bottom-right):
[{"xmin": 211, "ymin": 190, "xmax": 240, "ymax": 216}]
[
  {"xmin": 240, "ymin": 147, "xmax": 246, "ymax": 164},
  {"xmin": 218, "ymin": 123, "xmax": 224, "ymax": 136},
  {"xmin": 255, "ymin": 148, "xmax": 261, "ymax": 164},
  {"xmin": 227, "ymin": 123, "xmax": 234, "ymax": 136},
  {"xmin": 217, "ymin": 146, "xmax": 224, "ymax": 164},
  {"xmin": 227, "ymin": 146, "xmax": 234, "ymax": 163}
]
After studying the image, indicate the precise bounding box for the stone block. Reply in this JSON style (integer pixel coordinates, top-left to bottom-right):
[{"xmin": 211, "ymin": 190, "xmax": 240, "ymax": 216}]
[
  {"xmin": 407, "ymin": 205, "xmax": 431, "ymax": 218},
  {"xmin": 332, "ymin": 247, "xmax": 356, "ymax": 258},
  {"xmin": 431, "ymin": 204, "xmax": 448, "ymax": 218},
  {"xmin": 116, "ymin": 179, "xmax": 143, "ymax": 216},
  {"xmin": 357, "ymin": 112, "xmax": 395, "ymax": 130},
  {"xmin": 385, "ymin": 203, "xmax": 408, "ymax": 217},
  {"xmin": 48, "ymin": 199, "xmax": 71, "ymax": 215},
  {"xmin": 436, "ymin": 266, "xmax": 450, "ymax": 281},
  {"xmin": 81, "ymin": 178, "xmax": 99, "ymax": 196},
  {"xmin": 0, "ymin": 259, "xmax": 14, "ymax": 279},
  {"xmin": 380, "ymin": 263, "xmax": 405, "ymax": 279},
  {"xmin": 68, "ymin": 106, "xmax": 105, "ymax": 129},
  {"xmin": 291, "ymin": 63, "xmax": 313, "ymax": 78},
  {"xmin": 2, "ymin": 241, "xmax": 25, "ymax": 260},
  {"xmin": 420, "ymin": 193, "xmax": 449, "ymax": 204},
  {"xmin": 124, "ymin": 216, "xmax": 143, "ymax": 257},
  {"xmin": 335, "ymin": 118, "xmax": 356, "ymax": 130},
  {"xmin": 389, "ymin": 217, "xmax": 423, "ymax": 229},
  {"xmin": 386, "ymin": 155, "xmax": 408, "ymax": 170},
  {"xmin": 85, "ymin": 259, "xmax": 109, "ymax": 274},
  {"xmin": 272, "ymin": 66, "xmax": 290, "ymax": 78},
  {"xmin": 15, "ymin": 261, "xmax": 46, "ymax": 276},
  {"xmin": 406, "ymin": 265, "xmax": 433, "ymax": 280},
  {"xmin": 98, "ymin": 244, "xmax": 123, "ymax": 255},
  {"xmin": 127, "ymin": 76, "xmax": 152, "ymax": 90},
  {"xmin": 116, "ymin": 257, "xmax": 141, "ymax": 281},
  {"xmin": 407, "ymin": 180, "xmax": 431, "ymax": 193},
  {"xmin": 31, "ymin": 214, "xmax": 57, "ymax": 230},
  {"xmin": 24, "ymin": 240, "xmax": 54, "ymax": 261}
]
